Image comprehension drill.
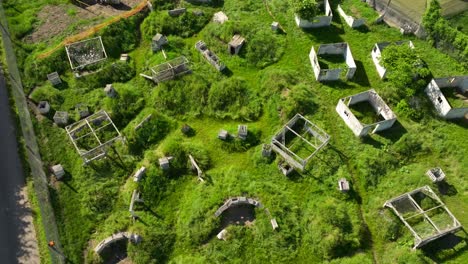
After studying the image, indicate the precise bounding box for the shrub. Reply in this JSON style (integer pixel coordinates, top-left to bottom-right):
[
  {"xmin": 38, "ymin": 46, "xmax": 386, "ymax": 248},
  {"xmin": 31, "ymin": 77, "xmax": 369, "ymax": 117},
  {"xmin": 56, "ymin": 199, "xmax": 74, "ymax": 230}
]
[
  {"xmin": 246, "ymin": 29, "xmax": 284, "ymax": 68},
  {"xmin": 279, "ymin": 83, "xmax": 317, "ymax": 120},
  {"xmin": 289, "ymin": 0, "xmax": 319, "ymax": 21},
  {"xmin": 100, "ymin": 14, "xmax": 144, "ymax": 58},
  {"xmin": 141, "ymin": 11, "xmax": 210, "ymax": 39},
  {"xmin": 23, "ymin": 48, "xmax": 69, "ymax": 88},
  {"xmin": 208, "ymin": 77, "xmax": 262, "ymax": 120},
  {"xmin": 79, "ymin": 61, "xmax": 136, "ymax": 89}
]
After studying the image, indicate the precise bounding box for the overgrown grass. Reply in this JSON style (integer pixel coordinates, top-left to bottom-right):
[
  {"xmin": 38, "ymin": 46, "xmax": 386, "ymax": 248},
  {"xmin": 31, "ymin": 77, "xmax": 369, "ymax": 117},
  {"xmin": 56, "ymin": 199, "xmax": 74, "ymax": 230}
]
[{"xmin": 3, "ymin": 0, "xmax": 468, "ymax": 263}]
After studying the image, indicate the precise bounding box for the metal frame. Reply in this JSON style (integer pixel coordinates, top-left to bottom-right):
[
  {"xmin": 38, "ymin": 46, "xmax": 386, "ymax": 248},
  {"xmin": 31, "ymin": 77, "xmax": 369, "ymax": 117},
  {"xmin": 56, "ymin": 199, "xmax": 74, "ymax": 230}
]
[
  {"xmin": 65, "ymin": 110, "xmax": 122, "ymax": 164},
  {"xmin": 65, "ymin": 36, "xmax": 108, "ymax": 70},
  {"xmin": 271, "ymin": 114, "xmax": 330, "ymax": 171},
  {"xmin": 150, "ymin": 56, "xmax": 191, "ymax": 83},
  {"xmin": 384, "ymin": 186, "xmax": 462, "ymax": 249}
]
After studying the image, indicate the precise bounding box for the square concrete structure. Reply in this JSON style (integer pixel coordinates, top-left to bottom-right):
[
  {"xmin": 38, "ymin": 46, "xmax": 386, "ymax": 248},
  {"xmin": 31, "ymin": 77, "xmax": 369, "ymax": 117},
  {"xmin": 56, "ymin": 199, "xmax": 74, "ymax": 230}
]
[
  {"xmin": 47, "ymin": 72, "xmax": 61, "ymax": 86},
  {"xmin": 218, "ymin": 129, "xmax": 228, "ymax": 140},
  {"xmin": 149, "ymin": 56, "xmax": 191, "ymax": 83},
  {"xmin": 195, "ymin": 41, "xmax": 225, "ymax": 71},
  {"xmin": 336, "ymin": 89, "xmax": 397, "ymax": 137},
  {"xmin": 228, "ymin": 35, "xmax": 245, "ymax": 55},
  {"xmin": 104, "ymin": 84, "xmax": 116, "ymax": 98},
  {"xmin": 426, "ymin": 167, "xmax": 446, "ymax": 183},
  {"xmin": 159, "ymin": 157, "xmax": 170, "ymax": 170},
  {"xmin": 75, "ymin": 103, "xmax": 90, "ymax": 119},
  {"xmin": 38, "ymin": 101, "xmax": 50, "ymax": 114},
  {"xmin": 262, "ymin": 144, "xmax": 272, "ymax": 157},
  {"xmin": 53, "ymin": 111, "xmax": 69, "ymax": 125},
  {"xmin": 65, "ymin": 36, "xmax": 107, "ymax": 71},
  {"xmin": 65, "ymin": 110, "xmax": 122, "ymax": 164},
  {"xmin": 309, "ymin": 42, "xmax": 356, "ymax": 81},
  {"xmin": 338, "ymin": 178, "xmax": 350, "ymax": 192},
  {"xmin": 213, "ymin": 11, "xmax": 228, "ymax": 24},
  {"xmin": 120, "ymin": 54, "xmax": 129, "ymax": 62},
  {"xmin": 152, "ymin": 34, "xmax": 168, "ymax": 52},
  {"xmin": 271, "ymin": 21, "xmax": 279, "ymax": 31},
  {"xmin": 271, "ymin": 114, "xmax": 330, "ymax": 172},
  {"xmin": 295, "ymin": 0, "xmax": 332, "ymax": 28},
  {"xmin": 51, "ymin": 164, "xmax": 65, "ymax": 180},
  {"xmin": 425, "ymin": 76, "xmax": 468, "ymax": 119},
  {"xmin": 238, "ymin": 125, "xmax": 248, "ymax": 140},
  {"xmin": 337, "ymin": 4, "xmax": 365, "ymax": 28},
  {"xmin": 384, "ymin": 186, "xmax": 462, "ymax": 249},
  {"xmin": 371, "ymin": 41, "xmax": 414, "ymax": 79}
]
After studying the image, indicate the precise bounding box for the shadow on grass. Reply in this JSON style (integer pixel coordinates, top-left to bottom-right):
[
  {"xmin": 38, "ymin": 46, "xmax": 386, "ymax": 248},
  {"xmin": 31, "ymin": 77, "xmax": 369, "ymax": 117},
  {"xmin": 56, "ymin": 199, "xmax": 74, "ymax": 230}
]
[
  {"xmin": 61, "ymin": 172, "xmax": 78, "ymax": 193},
  {"xmin": 421, "ymin": 233, "xmax": 468, "ymax": 263},
  {"xmin": 377, "ymin": 120, "xmax": 408, "ymax": 142},
  {"xmin": 221, "ymin": 67, "xmax": 233, "ymax": 77},
  {"xmin": 436, "ymin": 181, "xmax": 458, "ymax": 196},
  {"xmin": 353, "ymin": 60, "xmax": 370, "ymax": 87}
]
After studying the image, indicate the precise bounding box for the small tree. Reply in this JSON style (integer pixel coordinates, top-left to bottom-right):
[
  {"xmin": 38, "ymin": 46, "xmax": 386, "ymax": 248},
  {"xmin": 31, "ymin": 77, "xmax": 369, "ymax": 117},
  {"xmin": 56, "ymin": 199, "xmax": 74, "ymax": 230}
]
[{"xmin": 290, "ymin": 0, "xmax": 319, "ymax": 21}]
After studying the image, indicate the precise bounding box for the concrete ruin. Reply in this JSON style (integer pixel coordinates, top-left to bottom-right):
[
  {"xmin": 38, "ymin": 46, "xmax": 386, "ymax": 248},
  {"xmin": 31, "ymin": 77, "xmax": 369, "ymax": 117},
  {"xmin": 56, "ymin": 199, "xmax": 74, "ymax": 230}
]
[
  {"xmin": 384, "ymin": 186, "xmax": 463, "ymax": 249},
  {"xmin": 75, "ymin": 103, "xmax": 90, "ymax": 119},
  {"xmin": 338, "ymin": 178, "xmax": 350, "ymax": 192},
  {"xmin": 271, "ymin": 114, "xmax": 330, "ymax": 174},
  {"xmin": 262, "ymin": 144, "xmax": 272, "ymax": 157},
  {"xmin": 104, "ymin": 84, "xmax": 116, "ymax": 98},
  {"xmin": 189, "ymin": 154, "xmax": 204, "ymax": 182},
  {"xmin": 213, "ymin": 11, "xmax": 228, "ymax": 24},
  {"xmin": 47, "ymin": 72, "xmax": 61, "ymax": 86},
  {"xmin": 337, "ymin": 4, "xmax": 366, "ymax": 28},
  {"xmin": 181, "ymin": 124, "xmax": 193, "ymax": 135},
  {"xmin": 133, "ymin": 166, "xmax": 146, "ymax": 182},
  {"xmin": 129, "ymin": 190, "xmax": 144, "ymax": 219},
  {"xmin": 271, "ymin": 21, "xmax": 279, "ymax": 31},
  {"xmin": 336, "ymin": 89, "xmax": 397, "ymax": 137},
  {"xmin": 94, "ymin": 232, "xmax": 141, "ymax": 255},
  {"xmin": 65, "ymin": 110, "xmax": 122, "ymax": 164},
  {"xmin": 295, "ymin": 0, "xmax": 332, "ymax": 28},
  {"xmin": 214, "ymin": 197, "xmax": 262, "ymax": 217},
  {"xmin": 146, "ymin": 56, "xmax": 191, "ymax": 83},
  {"xmin": 425, "ymin": 76, "xmax": 468, "ymax": 119},
  {"xmin": 426, "ymin": 167, "xmax": 446, "ymax": 183},
  {"xmin": 371, "ymin": 41, "xmax": 414, "ymax": 79},
  {"xmin": 159, "ymin": 156, "xmax": 173, "ymax": 170},
  {"xmin": 51, "ymin": 164, "xmax": 65, "ymax": 180},
  {"xmin": 120, "ymin": 53, "xmax": 129, "ymax": 62},
  {"xmin": 37, "ymin": 101, "xmax": 50, "ymax": 115},
  {"xmin": 152, "ymin": 33, "xmax": 168, "ymax": 52},
  {"xmin": 309, "ymin": 42, "xmax": 356, "ymax": 81},
  {"xmin": 53, "ymin": 111, "xmax": 69, "ymax": 126},
  {"xmin": 228, "ymin": 35, "xmax": 245, "ymax": 55},
  {"xmin": 168, "ymin": 8, "xmax": 186, "ymax": 17},
  {"xmin": 218, "ymin": 129, "xmax": 229, "ymax": 140},
  {"xmin": 134, "ymin": 114, "xmax": 152, "ymax": 131},
  {"xmin": 65, "ymin": 36, "xmax": 107, "ymax": 71},
  {"xmin": 237, "ymin": 125, "xmax": 248, "ymax": 140},
  {"xmin": 195, "ymin": 41, "xmax": 225, "ymax": 71}
]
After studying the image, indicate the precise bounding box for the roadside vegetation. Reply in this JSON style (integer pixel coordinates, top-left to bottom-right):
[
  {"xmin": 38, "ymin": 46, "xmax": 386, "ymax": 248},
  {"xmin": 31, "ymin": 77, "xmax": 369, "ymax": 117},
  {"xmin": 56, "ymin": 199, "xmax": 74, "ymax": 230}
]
[{"xmin": 1, "ymin": 0, "xmax": 467, "ymax": 263}]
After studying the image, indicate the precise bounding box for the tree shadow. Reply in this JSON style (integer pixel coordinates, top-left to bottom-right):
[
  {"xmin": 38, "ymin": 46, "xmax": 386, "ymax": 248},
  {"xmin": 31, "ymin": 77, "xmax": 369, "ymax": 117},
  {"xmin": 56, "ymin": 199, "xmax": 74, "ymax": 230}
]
[
  {"xmin": 303, "ymin": 24, "xmax": 345, "ymax": 44},
  {"xmin": 361, "ymin": 135, "xmax": 384, "ymax": 148}
]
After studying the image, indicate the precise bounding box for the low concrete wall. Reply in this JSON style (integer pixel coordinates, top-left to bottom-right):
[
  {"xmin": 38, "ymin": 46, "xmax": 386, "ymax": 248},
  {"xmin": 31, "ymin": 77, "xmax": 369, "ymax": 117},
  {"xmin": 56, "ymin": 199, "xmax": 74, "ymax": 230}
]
[
  {"xmin": 337, "ymin": 5, "xmax": 365, "ymax": 28},
  {"xmin": 295, "ymin": 0, "xmax": 333, "ymax": 28},
  {"xmin": 425, "ymin": 78, "xmax": 468, "ymax": 119}
]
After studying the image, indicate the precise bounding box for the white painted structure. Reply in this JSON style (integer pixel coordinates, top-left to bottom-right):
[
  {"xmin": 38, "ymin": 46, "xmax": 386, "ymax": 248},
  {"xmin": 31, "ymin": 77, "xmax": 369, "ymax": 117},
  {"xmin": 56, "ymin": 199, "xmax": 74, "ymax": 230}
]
[
  {"xmin": 425, "ymin": 76, "xmax": 468, "ymax": 119},
  {"xmin": 371, "ymin": 41, "xmax": 414, "ymax": 79},
  {"xmin": 295, "ymin": 0, "xmax": 332, "ymax": 28},
  {"xmin": 337, "ymin": 4, "xmax": 365, "ymax": 28},
  {"xmin": 309, "ymin": 42, "xmax": 356, "ymax": 81},
  {"xmin": 336, "ymin": 89, "xmax": 397, "ymax": 137}
]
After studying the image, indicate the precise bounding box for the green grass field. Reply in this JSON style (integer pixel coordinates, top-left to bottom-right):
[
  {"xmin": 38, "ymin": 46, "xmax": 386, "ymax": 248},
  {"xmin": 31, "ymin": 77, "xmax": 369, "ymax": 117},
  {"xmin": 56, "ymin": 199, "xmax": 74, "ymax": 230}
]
[{"xmin": 2, "ymin": 0, "xmax": 468, "ymax": 263}]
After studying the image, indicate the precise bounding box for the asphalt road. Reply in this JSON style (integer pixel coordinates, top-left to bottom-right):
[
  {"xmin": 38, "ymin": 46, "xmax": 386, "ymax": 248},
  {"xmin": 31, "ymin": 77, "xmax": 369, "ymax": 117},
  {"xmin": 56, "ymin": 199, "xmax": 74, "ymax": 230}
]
[{"xmin": 0, "ymin": 70, "xmax": 38, "ymax": 263}]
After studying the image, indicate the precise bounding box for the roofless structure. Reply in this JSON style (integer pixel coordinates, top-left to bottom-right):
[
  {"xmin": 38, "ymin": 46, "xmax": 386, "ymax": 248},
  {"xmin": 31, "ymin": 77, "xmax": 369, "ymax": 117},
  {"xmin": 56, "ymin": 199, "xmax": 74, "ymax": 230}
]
[
  {"xmin": 65, "ymin": 110, "xmax": 122, "ymax": 164},
  {"xmin": 271, "ymin": 114, "xmax": 330, "ymax": 172},
  {"xmin": 384, "ymin": 186, "xmax": 462, "ymax": 249},
  {"xmin": 65, "ymin": 36, "xmax": 107, "ymax": 71},
  {"xmin": 149, "ymin": 56, "xmax": 191, "ymax": 83}
]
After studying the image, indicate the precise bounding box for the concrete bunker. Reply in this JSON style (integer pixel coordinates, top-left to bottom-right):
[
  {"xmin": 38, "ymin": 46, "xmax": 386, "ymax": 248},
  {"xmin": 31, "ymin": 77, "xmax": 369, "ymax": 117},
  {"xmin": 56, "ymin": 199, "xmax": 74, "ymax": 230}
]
[
  {"xmin": 426, "ymin": 167, "xmax": 446, "ymax": 183},
  {"xmin": 271, "ymin": 114, "xmax": 330, "ymax": 174},
  {"xmin": 336, "ymin": 89, "xmax": 397, "ymax": 137},
  {"xmin": 53, "ymin": 111, "xmax": 69, "ymax": 126},
  {"xmin": 146, "ymin": 56, "xmax": 191, "ymax": 83},
  {"xmin": 152, "ymin": 33, "xmax": 168, "ymax": 52},
  {"xmin": 65, "ymin": 36, "xmax": 107, "ymax": 72},
  {"xmin": 384, "ymin": 186, "xmax": 463, "ymax": 249},
  {"xmin": 337, "ymin": 4, "xmax": 366, "ymax": 28},
  {"xmin": 213, "ymin": 11, "xmax": 228, "ymax": 24},
  {"xmin": 295, "ymin": 0, "xmax": 333, "ymax": 28},
  {"xmin": 38, "ymin": 101, "xmax": 50, "ymax": 115},
  {"xmin": 425, "ymin": 76, "xmax": 468, "ymax": 119},
  {"xmin": 47, "ymin": 72, "xmax": 61, "ymax": 86},
  {"xmin": 371, "ymin": 41, "xmax": 414, "ymax": 79},
  {"xmin": 228, "ymin": 35, "xmax": 245, "ymax": 55},
  {"xmin": 65, "ymin": 110, "xmax": 122, "ymax": 164},
  {"xmin": 94, "ymin": 232, "xmax": 141, "ymax": 256},
  {"xmin": 195, "ymin": 41, "xmax": 225, "ymax": 71},
  {"xmin": 309, "ymin": 42, "xmax": 356, "ymax": 81}
]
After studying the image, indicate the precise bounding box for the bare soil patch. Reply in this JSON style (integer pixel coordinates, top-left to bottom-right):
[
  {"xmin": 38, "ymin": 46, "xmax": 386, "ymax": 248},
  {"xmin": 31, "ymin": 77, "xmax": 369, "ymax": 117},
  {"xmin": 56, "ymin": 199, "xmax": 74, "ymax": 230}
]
[{"xmin": 24, "ymin": 0, "xmax": 141, "ymax": 44}]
